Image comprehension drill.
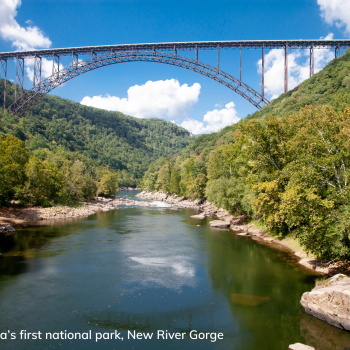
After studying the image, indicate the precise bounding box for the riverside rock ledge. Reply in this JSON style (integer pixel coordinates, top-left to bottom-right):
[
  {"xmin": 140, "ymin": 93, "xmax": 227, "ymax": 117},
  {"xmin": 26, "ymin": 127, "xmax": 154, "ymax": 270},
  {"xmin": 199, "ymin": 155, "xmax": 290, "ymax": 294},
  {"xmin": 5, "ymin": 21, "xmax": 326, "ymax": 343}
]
[{"xmin": 300, "ymin": 274, "xmax": 350, "ymax": 331}]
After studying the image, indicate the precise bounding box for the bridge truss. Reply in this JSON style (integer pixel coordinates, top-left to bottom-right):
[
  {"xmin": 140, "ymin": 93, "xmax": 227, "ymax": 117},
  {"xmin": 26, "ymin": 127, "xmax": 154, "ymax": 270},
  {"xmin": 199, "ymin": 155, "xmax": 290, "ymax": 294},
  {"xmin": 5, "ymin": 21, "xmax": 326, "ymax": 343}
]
[{"xmin": 1, "ymin": 39, "xmax": 350, "ymax": 115}]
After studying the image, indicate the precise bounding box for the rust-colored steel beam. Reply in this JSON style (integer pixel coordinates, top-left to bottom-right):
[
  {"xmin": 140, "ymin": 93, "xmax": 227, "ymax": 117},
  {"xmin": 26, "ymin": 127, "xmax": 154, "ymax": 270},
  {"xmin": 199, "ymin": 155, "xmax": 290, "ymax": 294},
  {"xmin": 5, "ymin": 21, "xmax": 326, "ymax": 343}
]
[
  {"xmin": 15, "ymin": 55, "xmax": 24, "ymax": 104},
  {"xmin": 34, "ymin": 55, "xmax": 42, "ymax": 88},
  {"xmin": 0, "ymin": 58, "xmax": 7, "ymax": 109},
  {"xmin": 284, "ymin": 44, "xmax": 288, "ymax": 93},
  {"xmin": 261, "ymin": 44, "xmax": 264, "ymax": 99}
]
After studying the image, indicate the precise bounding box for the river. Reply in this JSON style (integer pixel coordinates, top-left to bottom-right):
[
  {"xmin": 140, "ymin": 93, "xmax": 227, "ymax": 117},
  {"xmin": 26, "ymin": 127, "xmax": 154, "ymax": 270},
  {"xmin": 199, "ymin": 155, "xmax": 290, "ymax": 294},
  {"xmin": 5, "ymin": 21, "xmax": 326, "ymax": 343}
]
[{"xmin": 0, "ymin": 190, "xmax": 349, "ymax": 350}]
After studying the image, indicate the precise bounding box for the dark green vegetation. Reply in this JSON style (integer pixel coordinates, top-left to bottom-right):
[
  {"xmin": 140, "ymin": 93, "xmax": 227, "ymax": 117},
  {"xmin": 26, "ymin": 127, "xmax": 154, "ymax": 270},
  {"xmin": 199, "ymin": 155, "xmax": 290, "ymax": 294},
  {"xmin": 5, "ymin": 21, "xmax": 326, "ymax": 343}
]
[
  {"xmin": 0, "ymin": 80, "xmax": 191, "ymax": 186},
  {"xmin": 141, "ymin": 49, "xmax": 350, "ymax": 260},
  {"xmin": 0, "ymin": 134, "xmax": 119, "ymax": 206}
]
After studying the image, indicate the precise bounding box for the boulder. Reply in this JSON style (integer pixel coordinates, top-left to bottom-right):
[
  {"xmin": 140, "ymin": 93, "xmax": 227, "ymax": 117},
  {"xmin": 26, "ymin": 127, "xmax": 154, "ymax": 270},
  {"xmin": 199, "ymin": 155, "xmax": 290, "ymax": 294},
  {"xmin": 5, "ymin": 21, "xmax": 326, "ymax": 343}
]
[
  {"xmin": 209, "ymin": 220, "xmax": 231, "ymax": 228},
  {"xmin": 194, "ymin": 198, "xmax": 205, "ymax": 205},
  {"xmin": 300, "ymin": 274, "xmax": 350, "ymax": 331},
  {"xmin": 5, "ymin": 225, "xmax": 15, "ymax": 233},
  {"xmin": 248, "ymin": 228, "xmax": 265, "ymax": 236},
  {"xmin": 230, "ymin": 224, "xmax": 251, "ymax": 232},
  {"xmin": 288, "ymin": 344, "xmax": 315, "ymax": 350},
  {"xmin": 191, "ymin": 213, "xmax": 206, "ymax": 219}
]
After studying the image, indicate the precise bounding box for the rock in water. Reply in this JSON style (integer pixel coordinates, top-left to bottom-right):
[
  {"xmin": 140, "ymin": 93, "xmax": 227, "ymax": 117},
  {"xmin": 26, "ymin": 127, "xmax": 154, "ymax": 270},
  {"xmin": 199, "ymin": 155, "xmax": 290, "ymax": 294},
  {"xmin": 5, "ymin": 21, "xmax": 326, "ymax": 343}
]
[
  {"xmin": 300, "ymin": 274, "xmax": 350, "ymax": 331},
  {"xmin": 191, "ymin": 213, "xmax": 206, "ymax": 219},
  {"xmin": 288, "ymin": 344, "xmax": 315, "ymax": 350},
  {"xmin": 230, "ymin": 294, "xmax": 270, "ymax": 306},
  {"xmin": 209, "ymin": 220, "xmax": 231, "ymax": 228}
]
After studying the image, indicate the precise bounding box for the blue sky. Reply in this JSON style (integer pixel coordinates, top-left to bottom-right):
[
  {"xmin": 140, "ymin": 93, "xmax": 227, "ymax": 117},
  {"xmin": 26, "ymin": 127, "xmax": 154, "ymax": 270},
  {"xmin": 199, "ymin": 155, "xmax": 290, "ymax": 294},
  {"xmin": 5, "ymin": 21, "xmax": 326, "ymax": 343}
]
[{"xmin": 1, "ymin": 0, "xmax": 350, "ymax": 133}]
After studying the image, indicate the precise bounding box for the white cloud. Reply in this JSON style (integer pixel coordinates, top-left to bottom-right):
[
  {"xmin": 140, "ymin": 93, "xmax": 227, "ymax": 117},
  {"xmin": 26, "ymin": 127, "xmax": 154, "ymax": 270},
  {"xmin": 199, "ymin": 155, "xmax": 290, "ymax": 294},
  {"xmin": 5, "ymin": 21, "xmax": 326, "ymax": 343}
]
[
  {"xmin": 179, "ymin": 102, "xmax": 240, "ymax": 134},
  {"xmin": 318, "ymin": 0, "xmax": 350, "ymax": 36},
  {"xmin": 81, "ymin": 79, "xmax": 201, "ymax": 120},
  {"xmin": 25, "ymin": 57, "xmax": 64, "ymax": 82},
  {"xmin": 257, "ymin": 33, "xmax": 335, "ymax": 99},
  {"xmin": 0, "ymin": 0, "xmax": 51, "ymax": 51}
]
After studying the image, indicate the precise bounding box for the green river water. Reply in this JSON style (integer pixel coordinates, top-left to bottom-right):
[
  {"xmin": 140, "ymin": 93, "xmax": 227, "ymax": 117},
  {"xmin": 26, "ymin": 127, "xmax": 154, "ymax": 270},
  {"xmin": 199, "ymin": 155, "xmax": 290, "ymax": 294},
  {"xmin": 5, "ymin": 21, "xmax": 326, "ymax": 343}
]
[{"xmin": 0, "ymin": 190, "xmax": 350, "ymax": 350}]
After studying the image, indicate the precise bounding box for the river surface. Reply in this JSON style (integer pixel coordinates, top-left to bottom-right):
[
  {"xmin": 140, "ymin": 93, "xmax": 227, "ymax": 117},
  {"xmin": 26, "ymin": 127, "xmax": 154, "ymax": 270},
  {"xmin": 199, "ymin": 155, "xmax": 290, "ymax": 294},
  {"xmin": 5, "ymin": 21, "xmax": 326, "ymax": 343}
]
[{"xmin": 1, "ymin": 190, "xmax": 350, "ymax": 350}]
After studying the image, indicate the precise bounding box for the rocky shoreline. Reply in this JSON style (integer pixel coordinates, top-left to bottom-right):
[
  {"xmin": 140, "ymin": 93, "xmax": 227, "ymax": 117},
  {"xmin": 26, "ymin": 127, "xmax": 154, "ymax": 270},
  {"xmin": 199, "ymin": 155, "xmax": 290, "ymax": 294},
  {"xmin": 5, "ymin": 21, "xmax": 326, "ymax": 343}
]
[
  {"xmin": 0, "ymin": 196, "xmax": 153, "ymax": 232},
  {"xmin": 136, "ymin": 191, "xmax": 350, "ymax": 276}
]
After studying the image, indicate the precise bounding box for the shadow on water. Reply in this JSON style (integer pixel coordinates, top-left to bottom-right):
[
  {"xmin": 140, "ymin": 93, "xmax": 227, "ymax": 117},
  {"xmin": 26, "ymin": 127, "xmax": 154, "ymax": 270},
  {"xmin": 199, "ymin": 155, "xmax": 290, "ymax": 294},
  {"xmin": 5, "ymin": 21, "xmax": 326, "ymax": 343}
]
[{"xmin": 0, "ymin": 192, "xmax": 349, "ymax": 350}]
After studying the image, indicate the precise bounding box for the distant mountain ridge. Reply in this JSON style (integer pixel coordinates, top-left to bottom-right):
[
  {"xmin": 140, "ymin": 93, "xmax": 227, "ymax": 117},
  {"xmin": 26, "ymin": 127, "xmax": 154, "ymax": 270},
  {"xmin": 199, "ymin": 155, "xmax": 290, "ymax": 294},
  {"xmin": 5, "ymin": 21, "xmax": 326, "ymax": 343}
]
[{"xmin": 0, "ymin": 81, "xmax": 192, "ymax": 183}]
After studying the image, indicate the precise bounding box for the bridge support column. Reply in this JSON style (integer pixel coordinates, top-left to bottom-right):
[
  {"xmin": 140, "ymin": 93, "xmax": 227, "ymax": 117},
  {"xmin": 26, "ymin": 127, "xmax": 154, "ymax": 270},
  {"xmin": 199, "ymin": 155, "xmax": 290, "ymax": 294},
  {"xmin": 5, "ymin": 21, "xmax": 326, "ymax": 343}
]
[
  {"xmin": 261, "ymin": 44, "xmax": 264, "ymax": 99},
  {"xmin": 217, "ymin": 45, "xmax": 220, "ymax": 70},
  {"xmin": 239, "ymin": 45, "xmax": 242, "ymax": 85},
  {"xmin": 195, "ymin": 45, "xmax": 198, "ymax": 61},
  {"xmin": 72, "ymin": 52, "xmax": 78, "ymax": 66},
  {"xmin": 34, "ymin": 55, "xmax": 42, "ymax": 89},
  {"xmin": 310, "ymin": 45, "xmax": 314, "ymax": 77},
  {"xmin": 284, "ymin": 44, "xmax": 288, "ymax": 93},
  {"xmin": 15, "ymin": 55, "xmax": 24, "ymax": 104},
  {"xmin": 335, "ymin": 43, "xmax": 340, "ymax": 58},
  {"xmin": 52, "ymin": 53, "xmax": 60, "ymax": 79},
  {"xmin": 0, "ymin": 58, "xmax": 7, "ymax": 109},
  {"xmin": 174, "ymin": 46, "xmax": 177, "ymax": 55}
]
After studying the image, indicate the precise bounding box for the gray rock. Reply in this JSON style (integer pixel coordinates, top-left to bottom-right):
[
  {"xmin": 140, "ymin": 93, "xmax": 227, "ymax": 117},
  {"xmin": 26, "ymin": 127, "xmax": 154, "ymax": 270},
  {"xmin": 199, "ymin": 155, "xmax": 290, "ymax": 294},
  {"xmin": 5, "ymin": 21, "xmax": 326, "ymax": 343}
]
[
  {"xmin": 237, "ymin": 232, "xmax": 249, "ymax": 236},
  {"xmin": 300, "ymin": 274, "xmax": 350, "ymax": 331},
  {"xmin": 191, "ymin": 213, "xmax": 206, "ymax": 219},
  {"xmin": 248, "ymin": 228, "xmax": 265, "ymax": 236},
  {"xmin": 209, "ymin": 220, "xmax": 231, "ymax": 228},
  {"xmin": 288, "ymin": 343, "xmax": 315, "ymax": 350},
  {"xmin": 230, "ymin": 224, "xmax": 251, "ymax": 232},
  {"xmin": 5, "ymin": 225, "xmax": 15, "ymax": 233}
]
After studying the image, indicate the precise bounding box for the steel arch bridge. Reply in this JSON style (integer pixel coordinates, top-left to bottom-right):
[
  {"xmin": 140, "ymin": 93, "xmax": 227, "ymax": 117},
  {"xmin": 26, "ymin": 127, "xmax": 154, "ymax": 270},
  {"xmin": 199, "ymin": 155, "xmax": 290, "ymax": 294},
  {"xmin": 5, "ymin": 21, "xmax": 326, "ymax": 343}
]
[
  {"xmin": 1, "ymin": 39, "xmax": 350, "ymax": 115},
  {"xmin": 6, "ymin": 51, "xmax": 270, "ymax": 115}
]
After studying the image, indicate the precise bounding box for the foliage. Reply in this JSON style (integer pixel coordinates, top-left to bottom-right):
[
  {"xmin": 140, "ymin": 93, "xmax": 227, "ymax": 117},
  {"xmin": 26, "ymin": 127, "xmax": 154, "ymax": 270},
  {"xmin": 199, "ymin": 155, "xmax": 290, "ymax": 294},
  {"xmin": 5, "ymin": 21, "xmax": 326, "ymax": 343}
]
[
  {"xmin": 15, "ymin": 157, "xmax": 63, "ymax": 207},
  {"xmin": 97, "ymin": 166, "xmax": 119, "ymax": 197},
  {"xmin": 0, "ymin": 135, "xmax": 29, "ymax": 204},
  {"xmin": 140, "ymin": 50, "xmax": 350, "ymax": 259},
  {"xmin": 0, "ymin": 82, "xmax": 192, "ymax": 186}
]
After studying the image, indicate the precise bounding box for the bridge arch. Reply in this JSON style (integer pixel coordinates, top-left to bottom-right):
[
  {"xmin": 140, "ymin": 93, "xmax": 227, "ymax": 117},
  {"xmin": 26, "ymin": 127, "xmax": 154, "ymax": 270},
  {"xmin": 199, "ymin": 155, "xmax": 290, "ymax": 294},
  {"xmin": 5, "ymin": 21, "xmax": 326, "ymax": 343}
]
[{"xmin": 8, "ymin": 51, "xmax": 270, "ymax": 115}]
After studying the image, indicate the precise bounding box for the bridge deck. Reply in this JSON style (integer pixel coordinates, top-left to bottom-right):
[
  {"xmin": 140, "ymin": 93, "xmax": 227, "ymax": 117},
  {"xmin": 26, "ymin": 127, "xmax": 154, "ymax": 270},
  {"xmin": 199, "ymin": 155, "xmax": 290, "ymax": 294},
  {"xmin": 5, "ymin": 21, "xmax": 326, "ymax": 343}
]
[{"xmin": 1, "ymin": 39, "xmax": 350, "ymax": 60}]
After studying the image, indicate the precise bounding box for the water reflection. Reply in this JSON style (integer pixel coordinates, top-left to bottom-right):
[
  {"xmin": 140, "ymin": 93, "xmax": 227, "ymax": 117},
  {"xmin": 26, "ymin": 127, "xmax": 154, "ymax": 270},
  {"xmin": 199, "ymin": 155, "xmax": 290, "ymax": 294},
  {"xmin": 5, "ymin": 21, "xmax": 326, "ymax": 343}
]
[{"xmin": 0, "ymin": 192, "xmax": 348, "ymax": 350}]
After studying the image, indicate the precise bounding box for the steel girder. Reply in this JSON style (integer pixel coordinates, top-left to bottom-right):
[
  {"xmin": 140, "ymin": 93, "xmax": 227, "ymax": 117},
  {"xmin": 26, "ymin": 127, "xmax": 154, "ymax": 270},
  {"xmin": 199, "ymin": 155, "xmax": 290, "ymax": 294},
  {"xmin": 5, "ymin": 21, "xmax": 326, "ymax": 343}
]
[
  {"xmin": 8, "ymin": 51, "xmax": 270, "ymax": 115},
  {"xmin": 1, "ymin": 40, "xmax": 350, "ymax": 60}
]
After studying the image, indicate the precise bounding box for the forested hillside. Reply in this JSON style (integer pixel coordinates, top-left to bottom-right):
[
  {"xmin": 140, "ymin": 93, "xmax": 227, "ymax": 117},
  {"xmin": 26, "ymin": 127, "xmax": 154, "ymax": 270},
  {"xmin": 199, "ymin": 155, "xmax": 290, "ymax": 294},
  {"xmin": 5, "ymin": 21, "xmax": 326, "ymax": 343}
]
[
  {"xmin": 141, "ymin": 49, "xmax": 350, "ymax": 260},
  {"xmin": 0, "ymin": 81, "xmax": 191, "ymax": 185},
  {"xmin": 247, "ymin": 49, "xmax": 350, "ymax": 121}
]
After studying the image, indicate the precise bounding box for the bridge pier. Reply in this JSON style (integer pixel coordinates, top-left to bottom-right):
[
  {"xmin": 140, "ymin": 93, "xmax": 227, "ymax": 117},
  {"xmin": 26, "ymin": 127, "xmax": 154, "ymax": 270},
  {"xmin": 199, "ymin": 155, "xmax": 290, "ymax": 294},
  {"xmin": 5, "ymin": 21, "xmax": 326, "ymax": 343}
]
[
  {"xmin": 0, "ymin": 58, "xmax": 7, "ymax": 109},
  {"xmin": 310, "ymin": 45, "xmax": 314, "ymax": 77},
  {"xmin": 239, "ymin": 45, "xmax": 242, "ymax": 85},
  {"xmin": 15, "ymin": 55, "xmax": 24, "ymax": 104},
  {"xmin": 261, "ymin": 44, "xmax": 264, "ymax": 99},
  {"xmin": 52, "ymin": 53, "xmax": 60, "ymax": 79},
  {"xmin": 34, "ymin": 55, "xmax": 42, "ymax": 89},
  {"xmin": 217, "ymin": 45, "xmax": 220, "ymax": 70},
  {"xmin": 284, "ymin": 44, "xmax": 288, "ymax": 93},
  {"xmin": 72, "ymin": 52, "xmax": 78, "ymax": 66}
]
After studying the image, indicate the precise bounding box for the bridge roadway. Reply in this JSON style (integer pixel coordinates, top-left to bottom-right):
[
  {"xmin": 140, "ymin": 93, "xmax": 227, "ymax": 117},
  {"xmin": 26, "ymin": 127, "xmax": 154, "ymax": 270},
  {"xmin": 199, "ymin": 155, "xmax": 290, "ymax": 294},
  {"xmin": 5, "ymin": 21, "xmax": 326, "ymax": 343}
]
[{"xmin": 1, "ymin": 39, "xmax": 350, "ymax": 115}]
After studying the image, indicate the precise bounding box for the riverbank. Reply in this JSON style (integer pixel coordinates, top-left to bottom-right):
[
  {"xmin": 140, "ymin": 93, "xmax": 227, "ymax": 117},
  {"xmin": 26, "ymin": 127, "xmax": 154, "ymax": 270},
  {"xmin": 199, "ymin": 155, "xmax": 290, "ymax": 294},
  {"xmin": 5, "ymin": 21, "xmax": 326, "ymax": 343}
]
[
  {"xmin": 0, "ymin": 196, "xmax": 152, "ymax": 230},
  {"xmin": 136, "ymin": 191, "xmax": 350, "ymax": 276}
]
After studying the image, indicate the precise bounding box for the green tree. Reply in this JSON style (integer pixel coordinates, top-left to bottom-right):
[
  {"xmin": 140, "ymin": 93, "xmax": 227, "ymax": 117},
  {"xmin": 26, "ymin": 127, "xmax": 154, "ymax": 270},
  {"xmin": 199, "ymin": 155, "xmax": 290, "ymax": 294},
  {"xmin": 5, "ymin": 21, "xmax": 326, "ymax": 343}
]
[{"xmin": 0, "ymin": 135, "xmax": 29, "ymax": 203}]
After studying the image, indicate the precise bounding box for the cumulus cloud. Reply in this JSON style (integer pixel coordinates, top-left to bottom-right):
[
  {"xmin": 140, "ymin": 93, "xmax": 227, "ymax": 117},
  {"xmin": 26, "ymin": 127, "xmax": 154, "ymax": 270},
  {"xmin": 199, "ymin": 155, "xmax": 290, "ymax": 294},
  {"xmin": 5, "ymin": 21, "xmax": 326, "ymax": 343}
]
[
  {"xmin": 0, "ymin": 0, "xmax": 51, "ymax": 51},
  {"xmin": 25, "ymin": 57, "xmax": 65, "ymax": 82},
  {"xmin": 318, "ymin": 0, "xmax": 350, "ymax": 36},
  {"xmin": 81, "ymin": 79, "xmax": 201, "ymax": 120},
  {"xmin": 257, "ymin": 33, "xmax": 335, "ymax": 99},
  {"xmin": 179, "ymin": 102, "xmax": 240, "ymax": 134}
]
